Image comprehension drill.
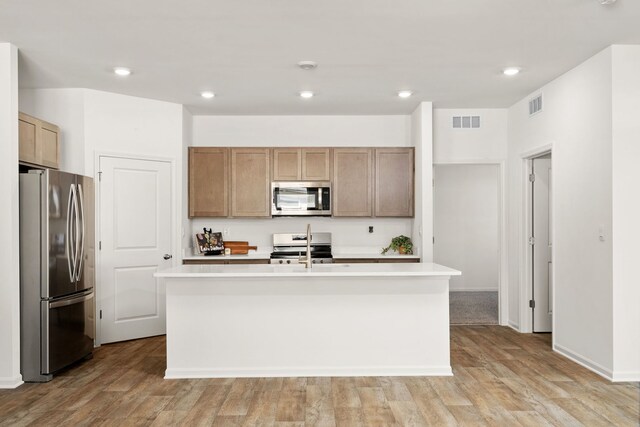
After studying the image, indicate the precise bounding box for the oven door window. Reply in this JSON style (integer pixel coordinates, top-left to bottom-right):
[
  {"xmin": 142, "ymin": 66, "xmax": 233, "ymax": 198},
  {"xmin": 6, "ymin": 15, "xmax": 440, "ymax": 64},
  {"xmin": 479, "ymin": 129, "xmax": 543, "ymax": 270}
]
[{"xmin": 274, "ymin": 188, "xmax": 320, "ymax": 211}]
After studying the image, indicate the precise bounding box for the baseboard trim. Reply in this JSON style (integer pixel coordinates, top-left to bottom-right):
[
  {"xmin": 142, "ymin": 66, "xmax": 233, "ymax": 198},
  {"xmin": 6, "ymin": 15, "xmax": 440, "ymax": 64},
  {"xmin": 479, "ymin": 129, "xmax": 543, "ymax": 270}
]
[
  {"xmin": 449, "ymin": 288, "xmax": 499, "ymax": 292},
  {"xmin": 611, "ymin": 371, "xmax": 640, "ymax": 382},
  {"xmin": 507, "ymin": 320, "xmax": 520, "ymax": 332},
  {"xmin": 553, "ymin": 343, "xmax": 613, "ymax": 381},
  {"xmin": 0, "ymin": 375, "xmax": 23, "ymax": 389},
  {"xmin": 165, "ymin": 366, "xmax": 453, "ymax": 379}
]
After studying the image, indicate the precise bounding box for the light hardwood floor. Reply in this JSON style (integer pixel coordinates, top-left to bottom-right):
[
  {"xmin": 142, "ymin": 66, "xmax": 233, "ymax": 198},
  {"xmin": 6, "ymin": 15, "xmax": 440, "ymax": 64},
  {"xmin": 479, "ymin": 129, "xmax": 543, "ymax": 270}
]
[{"xmin": 1, "ymin": 326, "xmax": 638, "ymax": 426}]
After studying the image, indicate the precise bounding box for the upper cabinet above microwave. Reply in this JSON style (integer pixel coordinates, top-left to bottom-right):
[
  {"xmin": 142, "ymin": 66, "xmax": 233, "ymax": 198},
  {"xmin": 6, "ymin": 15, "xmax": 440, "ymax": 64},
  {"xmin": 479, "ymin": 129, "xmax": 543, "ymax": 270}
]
[{"xmin": 272, "ymin": 148, "xmax": 331, "ymax": 181}]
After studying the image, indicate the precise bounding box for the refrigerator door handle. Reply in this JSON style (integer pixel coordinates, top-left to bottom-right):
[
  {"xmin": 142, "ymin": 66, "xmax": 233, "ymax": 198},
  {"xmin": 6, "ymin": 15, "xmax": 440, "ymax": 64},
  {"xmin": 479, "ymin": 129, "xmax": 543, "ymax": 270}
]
[
  {"xmin": 72, "ymin": 183, "xmax": 80, "ymax": 284},
  {"xmin": 49, "ymin": 290, "xmax": 93, "ymax": 309},
  {"xmin": 75, "ymin": 184, "xmax": 85, "ymax": 281},
  {"xmin": 66, "ymin": 183, "xmax": 77, "ymax": 283}
]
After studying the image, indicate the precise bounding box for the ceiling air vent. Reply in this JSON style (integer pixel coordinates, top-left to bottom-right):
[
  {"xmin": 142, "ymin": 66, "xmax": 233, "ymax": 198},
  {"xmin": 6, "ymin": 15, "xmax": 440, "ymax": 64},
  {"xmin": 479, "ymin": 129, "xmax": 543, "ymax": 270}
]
[
  {"xmin": 452, "ymin": 115, "xmax": 480, "ymax": 129},
  {"xmin": 529, "ymin": 94, "xmax": 543, "ymax": 116}
]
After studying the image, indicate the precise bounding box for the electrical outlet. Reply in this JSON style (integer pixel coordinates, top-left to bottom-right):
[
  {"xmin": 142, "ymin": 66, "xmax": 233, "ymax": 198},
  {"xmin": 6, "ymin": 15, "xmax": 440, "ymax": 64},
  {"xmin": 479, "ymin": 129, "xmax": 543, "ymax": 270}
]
[
  {"xmin": 369, "ymin": 226, "xmax": 374, "ymax": 233},
  {"xmin": 223, "ymin": 228, "xmax": 229, "ymax": 236}
]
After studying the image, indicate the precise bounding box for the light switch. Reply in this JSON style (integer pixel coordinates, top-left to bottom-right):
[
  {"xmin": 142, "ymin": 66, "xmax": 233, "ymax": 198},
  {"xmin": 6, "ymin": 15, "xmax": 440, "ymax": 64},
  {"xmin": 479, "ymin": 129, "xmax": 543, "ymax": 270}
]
[{"xmin": 598, "ymin": 226, "xmax": 605, "ymax": 242}]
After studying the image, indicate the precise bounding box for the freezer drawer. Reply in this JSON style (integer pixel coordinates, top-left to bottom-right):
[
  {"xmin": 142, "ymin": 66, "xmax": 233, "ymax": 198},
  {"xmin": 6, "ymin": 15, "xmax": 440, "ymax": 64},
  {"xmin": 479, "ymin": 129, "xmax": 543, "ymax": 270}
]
[{"xmin": 41, "ymin": 291, "xmax": 94, "ymax": 374}]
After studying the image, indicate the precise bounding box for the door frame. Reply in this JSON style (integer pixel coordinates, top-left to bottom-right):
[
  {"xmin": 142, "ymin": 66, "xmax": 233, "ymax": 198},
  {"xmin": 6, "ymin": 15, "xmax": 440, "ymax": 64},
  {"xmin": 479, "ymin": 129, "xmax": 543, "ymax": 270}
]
[
  {"xmin": 520, "ymin": 144, "xmax": 554, "ymax": 334},
  {"xmin": 94, "ymin": 151, "xmax": 177, "ymax": 346},
  {"xmin": 433, "ymin": 159, "xmax": 507, "ymax": 326}
]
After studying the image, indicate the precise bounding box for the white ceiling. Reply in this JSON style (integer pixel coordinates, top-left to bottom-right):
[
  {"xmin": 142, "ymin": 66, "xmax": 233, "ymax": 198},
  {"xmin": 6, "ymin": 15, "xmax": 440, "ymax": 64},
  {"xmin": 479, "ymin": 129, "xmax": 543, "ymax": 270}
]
[{"xmin": 1, "ymin": 0, "xmax": 639, "ymax": 115}]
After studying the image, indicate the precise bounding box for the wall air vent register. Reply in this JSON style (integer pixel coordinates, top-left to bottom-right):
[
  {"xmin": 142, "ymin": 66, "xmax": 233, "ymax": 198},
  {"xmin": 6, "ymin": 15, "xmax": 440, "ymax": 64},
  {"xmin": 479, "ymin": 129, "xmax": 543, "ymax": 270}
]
[
  {"xmin": 529, "ymin": 94, "xmax": 543, "ymax": 116},
  {"xmin": 452, "ymin": 116, "xmax": 480, "ymax": 129}
]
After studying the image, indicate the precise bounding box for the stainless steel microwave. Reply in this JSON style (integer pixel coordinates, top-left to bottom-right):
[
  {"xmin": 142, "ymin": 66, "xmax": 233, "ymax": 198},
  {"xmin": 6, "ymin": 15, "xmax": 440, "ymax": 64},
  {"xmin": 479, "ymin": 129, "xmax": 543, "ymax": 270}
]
[{"xmin": 272, "ymin": 182, "xmax": 331, "ymax": 216}]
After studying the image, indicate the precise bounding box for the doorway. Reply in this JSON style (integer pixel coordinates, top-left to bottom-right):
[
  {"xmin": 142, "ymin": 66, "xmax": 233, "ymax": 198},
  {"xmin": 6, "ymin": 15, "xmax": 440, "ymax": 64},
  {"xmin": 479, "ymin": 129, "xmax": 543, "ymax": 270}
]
[
  {"xmin": 530, "ymin": 154, "xmax": 552, "ymax": 333},
  {"xmin": 434, "ymin": 164, "xmax": 501, "ymax": 325},
  {"xmin": 97, "ymin": 155, "xmax": 173, "ymax": 344}
]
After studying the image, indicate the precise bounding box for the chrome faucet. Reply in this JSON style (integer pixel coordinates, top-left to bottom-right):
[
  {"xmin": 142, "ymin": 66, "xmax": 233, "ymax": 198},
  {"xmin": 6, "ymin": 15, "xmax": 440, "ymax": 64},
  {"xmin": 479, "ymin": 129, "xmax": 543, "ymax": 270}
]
[{"xmin": 298, "ymin": 223, "xmax": 312, "ymax": 268}]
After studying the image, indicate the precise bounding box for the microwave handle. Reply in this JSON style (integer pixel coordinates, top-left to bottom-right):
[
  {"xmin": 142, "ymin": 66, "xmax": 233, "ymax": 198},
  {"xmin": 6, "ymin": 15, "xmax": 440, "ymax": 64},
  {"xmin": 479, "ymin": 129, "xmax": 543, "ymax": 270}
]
[{"xmin": 318, "ymin": 187, "xmax": 322, "ymax": 209}]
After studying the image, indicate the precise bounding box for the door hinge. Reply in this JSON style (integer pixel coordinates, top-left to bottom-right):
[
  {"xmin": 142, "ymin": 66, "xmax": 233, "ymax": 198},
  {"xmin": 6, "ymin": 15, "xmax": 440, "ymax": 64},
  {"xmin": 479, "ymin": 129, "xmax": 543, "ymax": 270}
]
[
  {"xmin": 433, "ymin": 236, "xmax": 435, "ymax": 244},
  {"xmin": 529, "ymin": 173, "xmax": 536, "ymax": 182},
  {"xmin": 98, "ymin": 171, "xmax": 102, "ymax": 182},
  {"xmin": 528, "ymin": 236, "xmax": 535, "ymax": 245},
  {"xmin": 529, "ymin": 299, "xmax": 536, "ymax": 309},
  {"xmin": 99, "ymin": 310, "xmax": 102, "ymax": 319},
  {"xmin": 99, "ymin": 241, "xmax": 102, "ymax": 250}
]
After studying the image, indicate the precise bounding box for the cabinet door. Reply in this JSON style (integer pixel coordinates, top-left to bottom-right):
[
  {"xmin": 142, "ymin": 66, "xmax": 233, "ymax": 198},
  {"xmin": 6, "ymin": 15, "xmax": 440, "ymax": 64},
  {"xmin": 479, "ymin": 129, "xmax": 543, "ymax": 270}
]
[
  {"xmin": 19, "ymin": 116, "xmax": 38, "ymax": 165},
  {"xmin": 188, "ymin": 147, "xmax": 229, "ymax": 217},
  {"xmin": 332, "ymin": 148, "xmax": 373, "ymax": 217},
  {"xmin": 302, "ymin": 148, "xmax": 331, "ymax": 181},
  {"xmin": 39, "ymin": 123, "xmax": 60, "ymax": 169},
  {"xmin": 273, "ymin": 148, "xmax": 301, "ymax": 180},
  {"xmin": 375, "ymin": 148, "xmax": 414, "ymax": 217},
  {"xmin": 231, "ymin": 148, "xmax": 271, "ymax": 217},
  {"xmin": 18, "ymin": 112, "xmax": 60, "ymax": 169}
]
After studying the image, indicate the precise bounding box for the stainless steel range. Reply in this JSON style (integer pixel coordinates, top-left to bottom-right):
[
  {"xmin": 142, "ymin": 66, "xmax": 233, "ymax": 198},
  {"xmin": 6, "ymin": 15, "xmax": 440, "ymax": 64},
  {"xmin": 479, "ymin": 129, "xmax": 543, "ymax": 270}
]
[{"xmin": 270, "ymin": 232, "xmax": 333, "ymax": 265}]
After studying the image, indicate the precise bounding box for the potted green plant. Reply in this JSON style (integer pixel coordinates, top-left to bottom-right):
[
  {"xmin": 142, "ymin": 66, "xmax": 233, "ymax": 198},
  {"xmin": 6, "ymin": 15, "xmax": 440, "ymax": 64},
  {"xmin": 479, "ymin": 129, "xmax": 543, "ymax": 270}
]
[{"xmin": 381, "ymin": 235, "xmax": 414, "ymax": 255}]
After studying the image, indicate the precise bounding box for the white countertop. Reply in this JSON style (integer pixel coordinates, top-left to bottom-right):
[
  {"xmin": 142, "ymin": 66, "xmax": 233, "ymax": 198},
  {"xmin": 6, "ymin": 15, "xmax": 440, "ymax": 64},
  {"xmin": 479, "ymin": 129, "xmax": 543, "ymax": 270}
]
[
  {"xmin": 183, "ymin": 250, "xmax": 418, "ymax": 261},
  {"xmin": 156, "ymin": 262, "xmax": 460, "ymax": 278},
  {"xmin": 182, "ymin": 252, "xmax": 271, "ymax": 261},
  {"xmin": 332, "ymin": 253, "xmax": 420, "ymax": 259}
]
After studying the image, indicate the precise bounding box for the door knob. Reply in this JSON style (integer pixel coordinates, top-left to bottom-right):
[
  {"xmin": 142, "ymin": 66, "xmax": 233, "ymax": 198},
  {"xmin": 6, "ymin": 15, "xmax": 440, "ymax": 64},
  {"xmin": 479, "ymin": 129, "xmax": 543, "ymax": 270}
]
[{"xmin": 163, "ymin": 254, "xmax": 172, "ymax": 260}]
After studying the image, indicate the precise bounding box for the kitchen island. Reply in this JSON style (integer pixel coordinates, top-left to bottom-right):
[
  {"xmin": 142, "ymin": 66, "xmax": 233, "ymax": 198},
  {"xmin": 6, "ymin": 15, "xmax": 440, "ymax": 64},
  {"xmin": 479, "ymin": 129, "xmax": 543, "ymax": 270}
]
[{"xmin": 155, "ymin": 263, "xmax": 460, "ymax": 379}]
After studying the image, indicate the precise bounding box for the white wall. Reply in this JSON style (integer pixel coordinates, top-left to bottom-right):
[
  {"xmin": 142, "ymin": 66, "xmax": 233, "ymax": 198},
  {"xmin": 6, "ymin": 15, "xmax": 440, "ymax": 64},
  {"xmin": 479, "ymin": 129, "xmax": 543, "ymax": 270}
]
[
  {"xmin": 193, "ymin": 115, "xmax": 412, "ymax": 147},
  {"xmin": 411, "ymin": 102, "xmax": 434, "ymax": 261},
  {"xmin": 508, "ymin": 48, "xmax": 614, "ymax": 376},
  {"xmin": 433, "ymin": 109, "xmax": 508, "ymax": 163},
  {"xmin": 611, "ymin": 45, "xmax": 640, "ymax": 381},
  {"xmin": 434, "ymin": 164, "xmax": 499, "ymax": 291},
  {"xmin": 0, "ymin": 43, "xmax": 22, "ymax": 388},
  {"xmin": 188, "ymin": 115, "xmax": 415, "ymax": 254},
  {"xmin": 19, "ymin": 89, "xmax": 86, "ymax": 175},
  {"xmin": 182, "ymin": 108, "xmax": 193, "ymax": 254}
]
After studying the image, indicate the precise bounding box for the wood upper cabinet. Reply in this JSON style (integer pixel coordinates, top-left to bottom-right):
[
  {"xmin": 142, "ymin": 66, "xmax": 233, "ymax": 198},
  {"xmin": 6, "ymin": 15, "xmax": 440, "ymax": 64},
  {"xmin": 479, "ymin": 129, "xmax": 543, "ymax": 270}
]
[
  {"xmin": 332, "ymin": 148, "xmax": 373, "ymax": 217},
  {"xmin": 272, "ymin": 148, "xmax": 301, "ymax": 180},
  {"xmin": 188, "ymin": 147, "xmax": 229, "ymax": 217},
  {"xmin": 302, "ymin": 148, "xmax": 331, "ymax": 181},
  {"xmin": 375, "ymin": 148, "xmax": 414, "ymax": 217},
  {"xmin": 273, "ymin": 148, "xmax": 331, "ymax": 181},
  {"xmin": 19, "ymin": 112, "xmax": 60, "ymax": 169},
  {"xmin": 230, "ymin": 148, "xmax": 271, "ymax": 217}
]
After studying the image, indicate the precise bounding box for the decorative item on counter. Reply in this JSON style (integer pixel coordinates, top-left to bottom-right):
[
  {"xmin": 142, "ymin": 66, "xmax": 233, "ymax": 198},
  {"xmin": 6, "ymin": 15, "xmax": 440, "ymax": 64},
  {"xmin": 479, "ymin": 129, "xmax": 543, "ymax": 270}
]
[
  {"xmin": 223, "ymin": 241, "xmax": 258, "ymax": 255},
  {"xmin": 195, "ymin": 228, "xmax": 224, "ymax": 255},
  {"xmin": 224, "ymin": 248, "xmax": 231, "ymax": 256},
  {"xmin": 381, "ymin": 235, "xmax": 414, "ymax": 255}
]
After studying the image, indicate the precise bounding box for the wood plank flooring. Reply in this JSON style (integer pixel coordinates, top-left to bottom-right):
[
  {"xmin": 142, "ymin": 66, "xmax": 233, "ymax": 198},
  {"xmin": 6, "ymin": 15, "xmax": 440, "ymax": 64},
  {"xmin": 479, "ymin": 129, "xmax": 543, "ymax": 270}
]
[{"xmin": 1, "ymin": 326, "xmax": 638, "ymax": 426}]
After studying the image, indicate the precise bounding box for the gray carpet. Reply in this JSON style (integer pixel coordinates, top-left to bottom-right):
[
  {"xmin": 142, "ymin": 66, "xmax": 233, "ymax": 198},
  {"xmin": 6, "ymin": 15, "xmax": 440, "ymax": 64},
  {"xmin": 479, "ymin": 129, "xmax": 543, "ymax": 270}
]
[{"xmin": 450, "ymin": 291, "xmax": 499, "ymax": 325}]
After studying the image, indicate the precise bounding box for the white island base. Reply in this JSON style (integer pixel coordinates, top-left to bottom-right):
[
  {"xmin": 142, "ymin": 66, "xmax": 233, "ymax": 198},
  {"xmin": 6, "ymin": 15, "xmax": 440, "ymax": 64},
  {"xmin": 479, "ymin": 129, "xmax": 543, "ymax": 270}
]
[{"xmin": 155, "ymin": 263, "xmax": 460, "ymax": 379}]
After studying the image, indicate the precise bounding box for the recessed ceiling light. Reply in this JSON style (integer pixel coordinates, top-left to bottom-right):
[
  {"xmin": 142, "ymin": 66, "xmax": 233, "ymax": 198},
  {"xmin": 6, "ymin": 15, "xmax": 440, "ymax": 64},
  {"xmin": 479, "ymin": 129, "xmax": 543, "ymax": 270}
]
[
  {"xmin": 299, "ymin": 91, "xmax": 314, "ymax": 99},
  {"xmin": 503, "ymin": 67, "xmax": 520, "ymax": 76},
  {"xmin": 201, "ymin": 91, "xmax": 215, "ymax": 99},
  {"xmin": 398, "ymin": 90, "xmax": 413, "ymax": 98},
  {"xmin": 298, "ymin": 61, "xmax": 318, "ymax": 70},
  {"xmin": 113, "ymin": 67, "xmax": 131, "ymax": 76}
]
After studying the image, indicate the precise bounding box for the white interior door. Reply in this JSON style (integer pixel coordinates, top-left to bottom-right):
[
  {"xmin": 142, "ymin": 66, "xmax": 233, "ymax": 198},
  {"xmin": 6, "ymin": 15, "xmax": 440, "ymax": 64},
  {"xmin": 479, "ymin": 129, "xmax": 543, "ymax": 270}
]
[
  {"xmin": 99, "ymin": 156, "xmax": 172, "ymax": 344},
  {"xmin": 532, "ymin": 156, "xmax": 552, "ymax": 332}
]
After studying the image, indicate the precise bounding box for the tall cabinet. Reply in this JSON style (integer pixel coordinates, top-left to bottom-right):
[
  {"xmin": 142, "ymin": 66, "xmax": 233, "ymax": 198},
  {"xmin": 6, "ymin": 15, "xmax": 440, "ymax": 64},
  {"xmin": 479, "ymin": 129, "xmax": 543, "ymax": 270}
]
[
  {"xmin": 188, "ymin": 148, "xmax": 229, "ymax": 217},
  {"xmin": 374, "ymin": 148, "xmax": 414, "ymax": 217},
  {"xmin": 230, "ymin": 148, "xmax": 271, "ymax": 217},
  {"xmin": 332, "ymin": 148, "xmax": 374, "ymax": 217}
]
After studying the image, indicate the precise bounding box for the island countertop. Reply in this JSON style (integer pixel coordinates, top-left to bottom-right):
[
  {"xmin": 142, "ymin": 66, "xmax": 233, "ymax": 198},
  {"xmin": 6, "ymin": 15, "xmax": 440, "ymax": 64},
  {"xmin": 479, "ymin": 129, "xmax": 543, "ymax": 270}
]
[{"xmin": 155, "ymin": 262, "xmax": 460, "ymax": 278}]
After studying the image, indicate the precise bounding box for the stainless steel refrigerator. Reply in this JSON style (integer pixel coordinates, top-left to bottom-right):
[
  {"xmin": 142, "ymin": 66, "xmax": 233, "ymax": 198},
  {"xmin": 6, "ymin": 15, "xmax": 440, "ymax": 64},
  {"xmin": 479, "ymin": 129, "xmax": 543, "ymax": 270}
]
[{"xmin": 19, "ymin": 169, "xmax": 95, "ymax": 382}]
